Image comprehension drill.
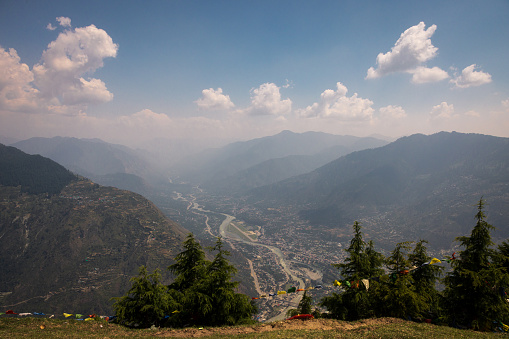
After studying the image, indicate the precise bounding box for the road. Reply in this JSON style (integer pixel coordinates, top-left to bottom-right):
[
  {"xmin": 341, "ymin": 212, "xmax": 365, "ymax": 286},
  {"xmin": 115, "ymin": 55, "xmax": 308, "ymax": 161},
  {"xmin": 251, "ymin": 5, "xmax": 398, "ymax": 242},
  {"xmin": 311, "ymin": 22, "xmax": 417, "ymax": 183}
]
[{"xmin": 174, "ymin": 192, "xmax": 309, "ymax": 321}]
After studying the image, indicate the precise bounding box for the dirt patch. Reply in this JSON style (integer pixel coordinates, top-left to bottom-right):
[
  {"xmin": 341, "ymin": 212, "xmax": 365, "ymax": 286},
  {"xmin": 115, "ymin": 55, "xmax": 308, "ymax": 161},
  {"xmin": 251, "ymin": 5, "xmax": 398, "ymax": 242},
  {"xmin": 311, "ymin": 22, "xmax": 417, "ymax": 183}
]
[{"xmin": 153, "ymin": 318, "xmax": 406, "ymax": 337}]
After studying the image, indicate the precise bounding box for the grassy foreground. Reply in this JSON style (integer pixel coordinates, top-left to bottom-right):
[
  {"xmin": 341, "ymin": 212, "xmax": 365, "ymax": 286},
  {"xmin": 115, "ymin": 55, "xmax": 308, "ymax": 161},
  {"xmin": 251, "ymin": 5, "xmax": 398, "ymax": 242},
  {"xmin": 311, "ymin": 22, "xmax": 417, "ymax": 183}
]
[{"xmin": 0, "ymin": 317, "xmax": 506, "ymax": 338}]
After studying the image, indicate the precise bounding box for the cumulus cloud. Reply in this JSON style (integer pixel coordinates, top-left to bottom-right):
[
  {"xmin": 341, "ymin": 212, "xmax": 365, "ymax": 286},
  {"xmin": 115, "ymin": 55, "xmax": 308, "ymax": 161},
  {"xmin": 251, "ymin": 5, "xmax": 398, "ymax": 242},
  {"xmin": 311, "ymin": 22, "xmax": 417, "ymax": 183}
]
[
  {"xmin": 195, "ymin": 87, "xmax": 234, "ymax": 110},
  {"xmin": 33, "ymin": 24, "xmax": 118, "ymax": 106},
  {"xmin": 0, "ymin": 47, "xmax": 39, "ymax": 111},
  {"xmin": 0, "ymin": 21, "xmax": 118, "ymax": 115},
  {"xmin": 366, "ymin": 22, "xmax": 447, "ymax": 82},
  {"xmin": 450, "ymin": 64, "xmax": 492, "ymax": 88},
  {"xmin": 56, "ymin": 17, "xmax": 71, "ymax": 27},
  {"xmin": 300, "ymin": 82, "xmax": 374, "ymax": 121},
  {"xmin": 246, "ymin": 82, "xmax": 291, "ymax": 116},
  {"xmin": 430, "ymin": 101, "xmax": 455, "ymax": 119},
  {"xmin": 410, "ymin": 66, "xmax": 449, "ymax": 84},
  {"xmin": 46, "ymin": 23, "xmax": 56, "ymax": 31},
  {"xmin": 379, "ymin": 105, "xmax": 407, "ymax": 119}
]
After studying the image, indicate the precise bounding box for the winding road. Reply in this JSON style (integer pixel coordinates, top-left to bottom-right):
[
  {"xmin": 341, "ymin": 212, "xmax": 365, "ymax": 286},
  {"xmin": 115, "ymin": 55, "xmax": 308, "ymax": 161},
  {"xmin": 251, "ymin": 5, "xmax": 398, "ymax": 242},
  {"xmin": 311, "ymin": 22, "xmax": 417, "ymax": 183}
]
[{"xmin": 175, "ymin": 192, "xmax": 306, "ymax": 322}]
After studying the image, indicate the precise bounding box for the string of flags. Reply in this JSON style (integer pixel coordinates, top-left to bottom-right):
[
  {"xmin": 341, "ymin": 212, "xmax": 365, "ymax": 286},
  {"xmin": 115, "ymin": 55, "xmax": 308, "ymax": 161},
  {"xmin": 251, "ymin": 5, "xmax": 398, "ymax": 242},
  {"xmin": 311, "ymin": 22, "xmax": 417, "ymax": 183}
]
[
  {"xmin": 331, "ymin": 254, "xmax": 456, "ymax": 291},
  {"xmin": 0, "ymin": 310, "xmax": 115, "ymax": 322},
  {"xmin": 249, "ymin": 254, "xmax": 457, "ymax": 300}
]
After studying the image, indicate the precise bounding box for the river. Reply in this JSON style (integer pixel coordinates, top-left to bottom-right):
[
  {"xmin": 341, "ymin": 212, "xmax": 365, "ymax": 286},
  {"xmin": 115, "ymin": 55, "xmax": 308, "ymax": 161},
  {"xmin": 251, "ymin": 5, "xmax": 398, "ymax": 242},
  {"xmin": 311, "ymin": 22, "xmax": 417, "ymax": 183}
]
[{"xmin": 177, "ymin": 193, "xmax": 306, "ymax": 322}]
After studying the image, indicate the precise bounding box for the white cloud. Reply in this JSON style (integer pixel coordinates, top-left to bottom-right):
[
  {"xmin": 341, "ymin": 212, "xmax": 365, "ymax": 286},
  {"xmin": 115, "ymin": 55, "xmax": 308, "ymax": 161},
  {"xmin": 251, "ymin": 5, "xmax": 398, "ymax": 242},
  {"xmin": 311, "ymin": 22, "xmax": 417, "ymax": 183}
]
[
  {"xmin": 450, "ymin": 64, "xmax": 492, "ymax": 88},
  {"xmin": 379, "ymin": 105, "xmax": 407, "ymax": 119},
  {"xmin": 410, "ymin": 66, "xmax": 449, "ymax": 84},
  {"xmin": 0, "ymin": 47, "xmax": 39, "ymax": 112},
  {"xmin": 247, "ymin": 82, "xmax": 291, "ymax": 116},
  {"xmin": 33, "ymin": 24, "xmax": 118, "ymax": 106},
  {"xmin": 195, "ymin": 87, "xmax": 234, "ymax": 110},
  {"xmin": 430, "ymin": 101, "xmax": 455, "ymax": 119},
  {"xmin": 366, "ymin": 22, "xmax": 443, "ymax": 81},
  {"xmin": 300, "ymin": 82, "xmax": 374, "ymax": 121},
  {"xmin": 119, "ymin": 109, "xmax": 172, "ymax": 128},
  {"xmin": 56, "ymin": 17, "xmax": 71, "ymax": 28},
  {"xmin": 0, "ymin": 21, "xmax": 117, "ymax": 116},
  {"xmin": 46, "ymin": 23, "xmax": 56, "ymax": 31},
  {"xmin": 503, "ymin": 99, "xmax": 509, "ymax": 111}
]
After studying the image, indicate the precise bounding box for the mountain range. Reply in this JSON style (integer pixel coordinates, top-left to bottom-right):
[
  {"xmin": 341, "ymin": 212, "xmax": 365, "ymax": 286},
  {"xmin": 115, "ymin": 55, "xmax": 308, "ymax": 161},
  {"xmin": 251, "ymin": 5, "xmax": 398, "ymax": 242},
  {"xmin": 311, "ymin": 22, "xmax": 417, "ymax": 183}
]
[
  {"xmin": 246, "ymin": 132, "xmax": 509, "ymax": 249},
  {"xmin": 174, "ymin": 130, "xmax": 388, "ymax": 193}
]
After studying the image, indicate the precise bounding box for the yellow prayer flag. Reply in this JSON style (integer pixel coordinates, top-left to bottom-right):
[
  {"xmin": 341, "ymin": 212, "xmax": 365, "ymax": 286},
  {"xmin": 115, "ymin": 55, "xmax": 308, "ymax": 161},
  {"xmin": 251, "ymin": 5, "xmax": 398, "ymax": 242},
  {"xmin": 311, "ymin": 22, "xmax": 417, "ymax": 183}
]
[
  {"xmin": 85, "ymin": 318, "xmax": 94, "ymax": 321},
  {"xmin": 429, "ymin": 258, "xmax": 441, "ymax": 265},
  {"xmin": 502, "ymin": 323, "xmax": 509, "ymax": 332},
  {"xmin": 333, "ymin": 280, "xmax": 342, "ymax": 287},
  {"xmin": 63, "ymin": 313, "xmax": 72, "ymax": 318},
  {"xmin": 277, "ymin": 291, "xmax": 286, "ymax": 295}
]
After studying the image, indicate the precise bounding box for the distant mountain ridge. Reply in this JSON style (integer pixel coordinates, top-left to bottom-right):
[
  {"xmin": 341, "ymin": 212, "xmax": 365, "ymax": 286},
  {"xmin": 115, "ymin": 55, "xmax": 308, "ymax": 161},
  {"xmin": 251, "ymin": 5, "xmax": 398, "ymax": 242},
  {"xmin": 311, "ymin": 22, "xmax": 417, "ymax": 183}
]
[
  {"xmin": 247, "ymin": 132, "xmax": 509, "ymax": 249},
  {"xmin": 0, "ymin": 143, "xmax": 76, "ymax": 195},
  {"xmin": 11, "ymin": 136, "xmax": 164, "ymax": 193},
  {"xmin": 0, "ymin": 145, "xmax": 188, "ymax": 314},
  {"xmin": 176, "ymin": 130, "xmax": 388, "ymax": 193}
]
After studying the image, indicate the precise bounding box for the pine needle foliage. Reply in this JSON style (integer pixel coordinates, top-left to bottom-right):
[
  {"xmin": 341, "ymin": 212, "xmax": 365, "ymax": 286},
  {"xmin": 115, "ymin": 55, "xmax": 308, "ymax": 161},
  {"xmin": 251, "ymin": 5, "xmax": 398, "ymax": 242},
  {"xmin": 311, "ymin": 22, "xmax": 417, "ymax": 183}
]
[
  {"xmin": 381, "ymin": 242, "xmax": 427, "ymax": 319},
  {"xmin": 113, "ymin": 233, "xmax": 255, "ymax": 328},
  {"xmin": 443, "ymin": 199, "xmax": 509, "ymax": 331},
  {"xmin": 408, "ymin": 240, "xmax": 442, "ymax": 317},
  {"xmin": 321, "ymin": 221, "xmax": 384, "ymax": 320},
  {"xmin": 112, "ymin": 266, "xmax": 176, "ymax": 328}
]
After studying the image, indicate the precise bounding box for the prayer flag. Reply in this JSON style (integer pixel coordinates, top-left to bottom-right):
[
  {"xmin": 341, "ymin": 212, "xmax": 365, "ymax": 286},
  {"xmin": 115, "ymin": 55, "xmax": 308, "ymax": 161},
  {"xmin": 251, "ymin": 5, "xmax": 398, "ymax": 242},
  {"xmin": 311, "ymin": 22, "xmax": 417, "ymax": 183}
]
[
  {"xmin": 333, "ymin": 280, "xmax": 342, "ymax": 287},
  {"xmin": 362, "ymin": 279, "xmax": 369, "ymax": 290},
  {"xmin": 287, "ymin": 286, "xmax": 297, "ymax": 293},
  {"xmin": 429, "ymin": 258, "xmax": 441, "ymax": 265},
  {"xmin": 64, "ymin": 313, "xmax": 73, "ymax": 318}
]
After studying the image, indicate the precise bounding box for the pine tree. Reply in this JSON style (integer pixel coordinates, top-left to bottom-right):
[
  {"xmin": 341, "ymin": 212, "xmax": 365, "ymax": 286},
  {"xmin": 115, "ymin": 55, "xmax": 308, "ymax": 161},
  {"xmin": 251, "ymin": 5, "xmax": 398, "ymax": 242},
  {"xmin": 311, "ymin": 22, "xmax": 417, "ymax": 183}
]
[
  {"xmin": 443, "ymin": 199, "xmax": 509, "ymax": 330},
  {"xmin": 298, "ymin": 291, "xmax": 313, "ymax": 315},
  {"xmin": 204, "ymin": 237, "xmax": 256, "ymax": 326},
  {"xmin": 320, "ymin": 221, "xmax": 384, "ymax": 320},
  {"xmin": 167, "ymin": 233, "xmax": 208, "ymax": 291},
  {"xmin": 112, "ymin": 266, "xmax": 176, "ymax": 328},
  {"xmin": 408, "ymin": 240, "xmax": 442, "ymax": 318},
  {"xmin": 381, "ymin": 241, "xmax": 427, "ymax": 319}
]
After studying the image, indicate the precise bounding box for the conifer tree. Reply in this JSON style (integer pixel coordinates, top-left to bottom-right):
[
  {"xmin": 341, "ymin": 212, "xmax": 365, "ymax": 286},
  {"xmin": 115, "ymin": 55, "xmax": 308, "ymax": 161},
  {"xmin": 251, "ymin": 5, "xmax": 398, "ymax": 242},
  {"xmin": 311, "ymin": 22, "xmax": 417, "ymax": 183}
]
[
  {"xmin": 167, "ymin": 233, "xmax": 208, "ymax": 291},
  {"xmin": 204, "ymin": 237, "xmax": 256, "ymax": 326},
  {"xmin": 298, "ymin": 291, "xmax": 313, "ymax": 315},
  {"xmin": 287, "ymin": 290, "xmax": 314, "ymax": 317},
  {"xmin": 408, "ymin": 240, "xmax": 442, "ymax": 317},
  {"xmin": 443, "ymin": 199, "xmax": 509, "ymax": 330},
  {"xmin": 321, "ymin": 221, "xmax": 384, "ymax": 320},
  {"xmin": 381, "ymin": 241, "xmax": 427, "ymax": 319},
  {"xmin": 112, "ymin": 266, "xmax": 176, "ymax": 328}
]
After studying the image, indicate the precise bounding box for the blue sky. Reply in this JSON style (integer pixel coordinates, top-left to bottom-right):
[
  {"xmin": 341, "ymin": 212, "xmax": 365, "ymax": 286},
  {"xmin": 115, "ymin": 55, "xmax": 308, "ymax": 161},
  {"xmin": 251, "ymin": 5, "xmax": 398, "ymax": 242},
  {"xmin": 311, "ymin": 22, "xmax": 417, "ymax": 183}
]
[{"xmin": 1, "ymin": 0, "xmax": 508, "ymax": 147}]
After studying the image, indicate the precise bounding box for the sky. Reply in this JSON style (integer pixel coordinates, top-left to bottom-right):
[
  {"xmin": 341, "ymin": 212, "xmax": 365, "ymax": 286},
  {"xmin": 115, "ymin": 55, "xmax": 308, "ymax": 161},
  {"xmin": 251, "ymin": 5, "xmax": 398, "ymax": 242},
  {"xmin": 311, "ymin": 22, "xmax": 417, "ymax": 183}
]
[{"xmin": 1, "ymin": 0, "xmax": 508, "ymax": 148}]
